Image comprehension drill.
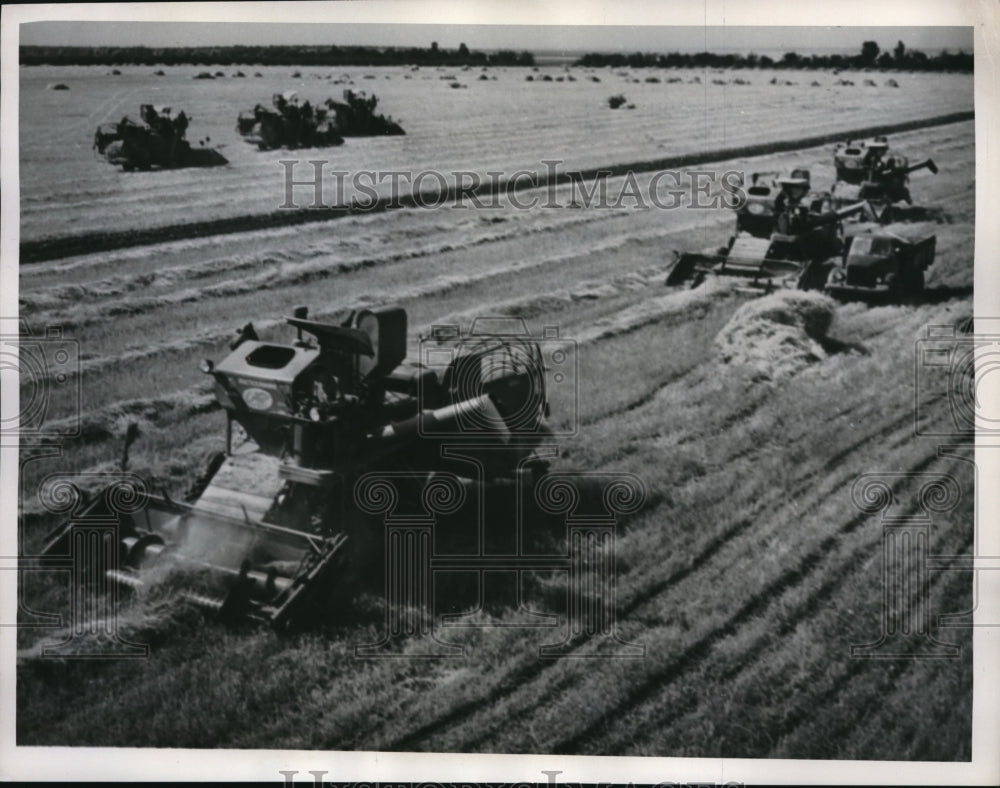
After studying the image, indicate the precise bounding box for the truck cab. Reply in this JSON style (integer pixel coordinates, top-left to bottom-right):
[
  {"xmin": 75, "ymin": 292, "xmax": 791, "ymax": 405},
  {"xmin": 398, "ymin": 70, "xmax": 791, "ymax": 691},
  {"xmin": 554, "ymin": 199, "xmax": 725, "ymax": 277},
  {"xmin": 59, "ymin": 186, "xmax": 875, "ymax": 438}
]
[{"xmin": 824, "ymin": 232, "xmax": 935, "ymax": 299}]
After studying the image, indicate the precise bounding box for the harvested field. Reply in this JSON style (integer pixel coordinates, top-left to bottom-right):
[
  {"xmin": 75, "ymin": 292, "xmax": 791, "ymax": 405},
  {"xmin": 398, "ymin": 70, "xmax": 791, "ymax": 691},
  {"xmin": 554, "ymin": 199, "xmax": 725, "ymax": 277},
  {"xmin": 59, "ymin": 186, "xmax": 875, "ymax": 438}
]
[
  {"xmin": 20, "ymin": 65, "xmax": 972, "ymax": 248},
  {"xmin": 14, "ymin": 60, "xmax": 976, "ymax": 761}
]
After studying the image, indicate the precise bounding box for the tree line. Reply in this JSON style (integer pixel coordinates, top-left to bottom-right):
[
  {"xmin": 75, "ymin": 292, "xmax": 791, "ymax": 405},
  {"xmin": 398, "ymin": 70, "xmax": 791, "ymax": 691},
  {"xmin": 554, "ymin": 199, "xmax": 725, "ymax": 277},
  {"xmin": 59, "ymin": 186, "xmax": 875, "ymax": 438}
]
[
  {"xmin": 575, "ymin": 40, "xmax": 972, "ymax": 73},
  {"xmin": 19, "ymin": 42, "xmax": 536, "ymax": 67}
]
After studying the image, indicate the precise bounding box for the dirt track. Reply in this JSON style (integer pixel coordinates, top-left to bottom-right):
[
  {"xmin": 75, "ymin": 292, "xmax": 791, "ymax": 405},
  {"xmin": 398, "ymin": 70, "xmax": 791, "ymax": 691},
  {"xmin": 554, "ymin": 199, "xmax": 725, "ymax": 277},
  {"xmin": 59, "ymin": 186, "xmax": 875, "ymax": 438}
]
[{"xmin": 16, "ymin": 70, "xmax": 976, "ymax": 758}]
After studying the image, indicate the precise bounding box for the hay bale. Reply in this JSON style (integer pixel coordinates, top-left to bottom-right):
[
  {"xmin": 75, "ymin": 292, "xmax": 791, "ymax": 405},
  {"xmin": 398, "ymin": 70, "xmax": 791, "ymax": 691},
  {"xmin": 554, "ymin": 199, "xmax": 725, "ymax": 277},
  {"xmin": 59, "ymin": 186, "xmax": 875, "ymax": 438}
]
[{"xmin": 714, "ymin": 290, "xmax": 837, "ymax": 381}]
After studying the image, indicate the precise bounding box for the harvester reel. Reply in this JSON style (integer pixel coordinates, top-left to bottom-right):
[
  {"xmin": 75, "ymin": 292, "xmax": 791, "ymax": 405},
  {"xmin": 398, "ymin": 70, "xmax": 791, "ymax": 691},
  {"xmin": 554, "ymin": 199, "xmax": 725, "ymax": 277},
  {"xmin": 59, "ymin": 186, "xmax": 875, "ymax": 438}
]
[{"xmin": 444, "ymin": 337, "xmax": 547, "ymax": 434}]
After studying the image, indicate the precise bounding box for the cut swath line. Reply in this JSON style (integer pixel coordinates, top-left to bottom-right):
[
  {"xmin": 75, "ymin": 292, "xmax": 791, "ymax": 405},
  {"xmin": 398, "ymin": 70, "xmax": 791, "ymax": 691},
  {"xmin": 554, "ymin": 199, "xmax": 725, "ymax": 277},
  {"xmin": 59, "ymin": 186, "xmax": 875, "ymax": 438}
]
[
  {"xmin": 48, "ymin": 213, "xmax": 717, "ymax": 384},
  {"xmin": 22, "ymin": 209, "xmax": 612, "ymax": 319}
]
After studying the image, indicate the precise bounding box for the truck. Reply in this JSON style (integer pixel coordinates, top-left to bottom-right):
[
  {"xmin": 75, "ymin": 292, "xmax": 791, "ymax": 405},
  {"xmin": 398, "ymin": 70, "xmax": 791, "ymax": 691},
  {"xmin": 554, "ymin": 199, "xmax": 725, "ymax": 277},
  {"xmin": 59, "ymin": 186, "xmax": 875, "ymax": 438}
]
[{"xmin": 824, "ymin": 230, "xmax": 936, "ymax": 299}]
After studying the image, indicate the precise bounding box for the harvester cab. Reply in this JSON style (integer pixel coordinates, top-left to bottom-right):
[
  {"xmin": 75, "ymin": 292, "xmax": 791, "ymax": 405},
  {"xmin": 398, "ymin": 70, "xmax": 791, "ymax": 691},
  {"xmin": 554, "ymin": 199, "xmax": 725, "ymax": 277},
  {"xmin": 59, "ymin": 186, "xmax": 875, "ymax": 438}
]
[
  {"xmin": 40, "ymin": 306, "xmax": 552, "ymax": 629},
  {"xmin": 833, "ymin": 135, "xmax": 889, "ymax": 184},
  {"xmin": 735, "ymin": 169, "xmax": 811, "ymax": 238}
]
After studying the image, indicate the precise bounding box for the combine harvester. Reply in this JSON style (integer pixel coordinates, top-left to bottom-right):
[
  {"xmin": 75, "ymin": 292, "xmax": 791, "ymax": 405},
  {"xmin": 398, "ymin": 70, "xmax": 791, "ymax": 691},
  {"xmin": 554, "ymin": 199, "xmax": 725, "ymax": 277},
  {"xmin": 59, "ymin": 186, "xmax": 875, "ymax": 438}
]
[
  {"xmin": 831, "ymin": 134, "xmax": 938, "ymax": 219},
  {"xmin": 41, "ymin": 307, "xmax": 555, "ymax": 629},
  {"xmin": 94, "ymin": 104, "xmax": 227, "ymax": 170},
  {"xmin": 833, "ymin": 135, "xmax": 892, "ymax": 182},
  {"xmin": 323, "ymin": 89, "xmax": 405, "ymax": 137},
  {"xmin": 237, "ymin": 89, "xmax": 404, "ymax": 150},
  {"xmin": 667, "ymin": 174, "xmax": 871, "ymax": 292}
]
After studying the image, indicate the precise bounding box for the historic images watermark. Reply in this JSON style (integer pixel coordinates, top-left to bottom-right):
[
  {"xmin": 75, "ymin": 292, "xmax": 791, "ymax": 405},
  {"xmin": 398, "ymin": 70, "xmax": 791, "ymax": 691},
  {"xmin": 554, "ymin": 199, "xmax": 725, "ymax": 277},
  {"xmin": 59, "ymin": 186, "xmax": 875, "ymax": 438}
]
[
  {"xmin": 278, "ymin": 158, "xmax": 748, "ymax": 211},
  {"xmin": 277, "ymin": 769, "xmax": 745, "ymax": 787},
  {"xmin": 417, "ymin": 316, "xmax": 578, "ymax": 438},
  {"xmin": 1, "ymin": 319, "xmax": 132, "ymax": 656},
  {"xmin": 850, "ymin": 319, "xmax": 1000, "ymax": 659},
  {"xmin": 353, "ymin": 468, "xmax": 647, "ymax": 659},
  {"xmin": 351, "ymin": 312, "xmax": 644, "ymax": 659},
  {"xmin": 0, "ymin": 317, "xmax": 80, "ymax": 439},
  {"xmin": 8, "ymin": 467, "xmax": 151, "ymax": 660},
  {"xmin": 849, "ymin": 471, "xmax": 964, "ymax": 660},
  {"xmin": 914, "ymin": 319, "xmax": 1000, "ymax": 437}
]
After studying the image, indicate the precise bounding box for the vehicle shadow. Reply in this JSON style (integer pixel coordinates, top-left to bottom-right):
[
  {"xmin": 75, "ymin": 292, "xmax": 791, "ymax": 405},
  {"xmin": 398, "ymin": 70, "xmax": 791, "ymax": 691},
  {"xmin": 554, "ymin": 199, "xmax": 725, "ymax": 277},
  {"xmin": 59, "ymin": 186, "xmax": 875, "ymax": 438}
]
[
  {"xmin": 830, "ymin": 284, "xmax": 973, "ymax": 307},
  {"xmin": 818, "ymin": 335, "xmax": 870, "ymax": 356},
  {"xmin": 183, "ymin": 147, "xmax": 229, "ymax": 167}
]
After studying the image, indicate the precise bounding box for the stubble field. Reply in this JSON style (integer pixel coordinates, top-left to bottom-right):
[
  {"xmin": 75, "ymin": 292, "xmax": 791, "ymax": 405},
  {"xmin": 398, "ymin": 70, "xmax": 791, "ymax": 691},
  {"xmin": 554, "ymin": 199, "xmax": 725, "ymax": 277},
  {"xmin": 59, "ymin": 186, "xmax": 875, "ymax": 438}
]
[{"xmin": 15, "ymin": 63, "xmax": 976, "ymax": 759}]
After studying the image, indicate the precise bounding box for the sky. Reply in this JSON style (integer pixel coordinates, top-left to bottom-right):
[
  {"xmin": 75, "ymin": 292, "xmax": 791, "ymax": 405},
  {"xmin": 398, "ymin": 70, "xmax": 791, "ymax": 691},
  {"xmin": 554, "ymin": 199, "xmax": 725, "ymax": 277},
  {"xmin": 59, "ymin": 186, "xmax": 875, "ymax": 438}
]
[{"xmin": 20, "ymin": 22, "xmax": 974, "ymax": 55}]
